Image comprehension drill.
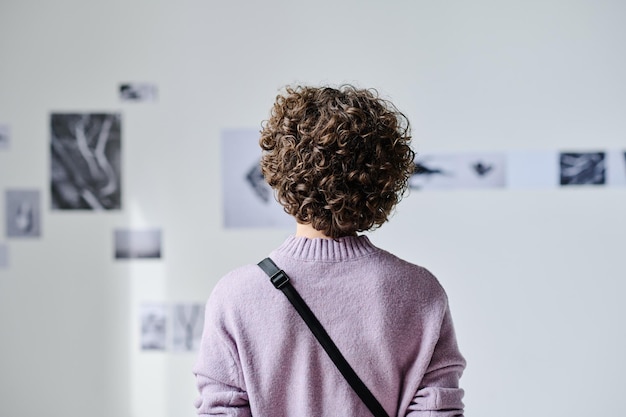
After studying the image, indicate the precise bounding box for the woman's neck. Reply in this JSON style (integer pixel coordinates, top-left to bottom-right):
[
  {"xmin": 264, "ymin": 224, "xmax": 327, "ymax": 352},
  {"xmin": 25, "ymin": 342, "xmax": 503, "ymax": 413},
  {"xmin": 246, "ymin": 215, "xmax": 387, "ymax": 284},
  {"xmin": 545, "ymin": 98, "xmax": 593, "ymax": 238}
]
[{"xmin": 295, "ymin": 223, "xmax": 332, "ymax": 239}]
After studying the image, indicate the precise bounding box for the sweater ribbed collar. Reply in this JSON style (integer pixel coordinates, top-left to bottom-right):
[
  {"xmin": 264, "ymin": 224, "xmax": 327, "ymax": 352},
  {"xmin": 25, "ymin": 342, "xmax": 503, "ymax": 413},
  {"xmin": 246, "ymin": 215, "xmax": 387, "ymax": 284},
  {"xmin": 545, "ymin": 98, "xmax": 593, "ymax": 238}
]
[{"xmin": 275, "ymin": 235, "xmax": 380, "ymax": 262}]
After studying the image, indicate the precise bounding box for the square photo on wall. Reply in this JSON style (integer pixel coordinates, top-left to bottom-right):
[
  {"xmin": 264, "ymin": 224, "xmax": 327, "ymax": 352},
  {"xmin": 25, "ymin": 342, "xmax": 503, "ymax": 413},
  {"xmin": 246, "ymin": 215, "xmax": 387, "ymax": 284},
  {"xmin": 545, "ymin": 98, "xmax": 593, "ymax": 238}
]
[
  {"xmin": 5, "ymin": 189, "xmax": 41, "ymax": 238},
  {"xmin": 50, "ymin": 113, "xmax": 122, "ymax": 210}
]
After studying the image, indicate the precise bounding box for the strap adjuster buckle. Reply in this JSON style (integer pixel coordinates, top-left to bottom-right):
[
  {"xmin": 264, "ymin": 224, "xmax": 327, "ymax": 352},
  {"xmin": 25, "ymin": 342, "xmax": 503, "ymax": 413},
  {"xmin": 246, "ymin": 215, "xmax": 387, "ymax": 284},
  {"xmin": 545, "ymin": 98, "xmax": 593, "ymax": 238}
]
[{"xmin": 270, "ymin": 270, "xmax": 290, "ymax": 289}]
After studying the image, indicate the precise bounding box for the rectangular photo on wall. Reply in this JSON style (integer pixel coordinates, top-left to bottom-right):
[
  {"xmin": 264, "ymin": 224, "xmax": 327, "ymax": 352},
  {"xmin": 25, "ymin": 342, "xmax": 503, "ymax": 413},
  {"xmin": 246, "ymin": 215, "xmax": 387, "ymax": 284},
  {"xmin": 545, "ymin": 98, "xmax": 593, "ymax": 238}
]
[
  {"xmin": 410, "ymin": 152, "xmax": 506, "ymax": 190},
  {"xmin": 119, "ymin": 83, "xmax": 158, "ymax": 102},
  {"xmin": 0, "ymin": 243, "xmax": 8, "ymax": 268},
  {"xmin": 559, "ymin": 151, "xmax": 606, "ymax": 186},
  {"xmin": 409, "ymin": 153, "xmax": 460, "ymax": 190},
  {"xmin": 454, "ymin": 152, "xmax": 507, "ymax": 189},
  {"xmin": 50, "ymin": 113, "xmax": 122, "ymax": 210},
  {"xmin": 5, "ymin": 189, "xmax": 41, "ymax": 238},
  {"xmin": 0, "ymin": 124, "xmax": 9, "ymax": 150},
  {"xmin": 114, "ymin": 229, "xmax": 162, "ymax": 259},
  {"xmin": 139, "ymin": 303, "xmax": 167, "ymax": 351},
  {"xmin": 171, "ymin": 303, "xmax": 205, "ymax": 352},
  {"xmin": 221, "ymin": 129, "xmax": 293, "ymax": 229}
]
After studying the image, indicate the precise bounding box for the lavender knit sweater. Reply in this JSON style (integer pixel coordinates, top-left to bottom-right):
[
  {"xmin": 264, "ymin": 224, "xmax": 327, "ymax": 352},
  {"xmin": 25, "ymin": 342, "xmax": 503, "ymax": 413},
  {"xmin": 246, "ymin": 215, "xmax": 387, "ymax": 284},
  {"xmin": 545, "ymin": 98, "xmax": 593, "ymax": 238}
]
[{"xmin": 193, "ymin": 235, "xmax": 465, "ymax": 416}]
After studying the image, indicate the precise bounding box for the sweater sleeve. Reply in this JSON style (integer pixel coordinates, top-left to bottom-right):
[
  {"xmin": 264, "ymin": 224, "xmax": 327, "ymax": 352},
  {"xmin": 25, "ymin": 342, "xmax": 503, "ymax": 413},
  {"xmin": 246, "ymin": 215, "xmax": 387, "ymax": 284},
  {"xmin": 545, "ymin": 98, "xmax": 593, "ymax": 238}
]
[
  {"xmin": 192, "ymin": 294, "xmax": 251, "ymax": 417},
  {"xmin": 405, "ymin": 303, "xmax": 466, "ymax": 417}
]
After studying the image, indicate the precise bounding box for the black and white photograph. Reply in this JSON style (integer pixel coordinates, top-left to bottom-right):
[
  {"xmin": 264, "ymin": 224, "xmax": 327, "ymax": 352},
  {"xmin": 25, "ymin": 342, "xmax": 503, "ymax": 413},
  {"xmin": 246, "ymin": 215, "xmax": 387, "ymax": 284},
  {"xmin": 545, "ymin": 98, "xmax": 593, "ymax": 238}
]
[
  {"xmin": 114, "ymin": 229, "xmax": 162, "ymax": 259},
  {"xmin": 139, "ymin": 303, "xmax": 167, "ymax": 351},
  {"xmin": 0, "ymin": 244, "xmax": 8, "ymax": 268},
  {"xmin": 221, "ymin": 129, "xmax": 293, "ymax": 228},
  {"xmin": 171, "ymin": 303, "xmax": 205, "ymax": 352},
  {"xmin": 119, "ymin": 83, "xmax": 158, "ymax": 102},
  {"xmin": 51, "ymin": 113, "xmax": 122, "ymax": 210},
  {"xmin": 409, "ymin": 153, "xmax": 459, "ymax": 190},
  {"xmin": 410, "ymin": 152, "xmax": 506, "ymax": 190},
  {"xmin": 5, "ymin": 189, "xmax": 41, "ymax": 238},
  {"xmin": 0, "ymin": 124, "xmax": 9, "ymax": 150},
  {"xmin": 559, "ymin": 152, "xmax": 606, "ymax": 186},
  {"xmin": 455, "ymin": 153, "xmax": 507, "ymax": 189}
]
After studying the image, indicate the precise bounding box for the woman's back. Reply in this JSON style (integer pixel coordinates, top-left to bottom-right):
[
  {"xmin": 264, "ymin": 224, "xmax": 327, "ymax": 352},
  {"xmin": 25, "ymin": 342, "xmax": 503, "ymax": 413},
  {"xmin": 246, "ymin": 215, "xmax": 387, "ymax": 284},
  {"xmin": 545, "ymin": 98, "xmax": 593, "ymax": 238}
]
[{"xmin": 193, "ymin": 235, "xmax": 465, "ymax": 416}]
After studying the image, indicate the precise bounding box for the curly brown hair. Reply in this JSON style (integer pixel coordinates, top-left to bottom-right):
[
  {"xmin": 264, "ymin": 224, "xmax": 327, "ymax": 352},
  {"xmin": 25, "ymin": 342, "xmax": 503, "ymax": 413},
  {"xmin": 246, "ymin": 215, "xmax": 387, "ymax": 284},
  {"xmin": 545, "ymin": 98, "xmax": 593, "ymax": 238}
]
[{"xmin": 259, "ymin": 85, "xmax": 415, "ymax": 238}]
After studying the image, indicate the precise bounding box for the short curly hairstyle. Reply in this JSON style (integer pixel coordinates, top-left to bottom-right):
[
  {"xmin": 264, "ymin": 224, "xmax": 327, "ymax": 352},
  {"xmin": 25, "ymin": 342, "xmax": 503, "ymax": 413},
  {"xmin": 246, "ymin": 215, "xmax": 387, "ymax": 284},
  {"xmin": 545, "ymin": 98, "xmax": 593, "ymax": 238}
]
[{"xmin": 259, "ymin": 85, "xmax": 415, "ymax": 238}]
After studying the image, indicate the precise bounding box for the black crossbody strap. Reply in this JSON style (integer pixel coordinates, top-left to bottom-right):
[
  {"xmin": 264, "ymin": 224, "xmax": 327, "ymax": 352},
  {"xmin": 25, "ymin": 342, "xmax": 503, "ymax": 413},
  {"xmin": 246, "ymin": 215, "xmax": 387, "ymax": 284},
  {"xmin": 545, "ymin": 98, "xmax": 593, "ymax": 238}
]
[{"xmin": 257, "ymin": 257, "xmax": 390, "ymax": 417}]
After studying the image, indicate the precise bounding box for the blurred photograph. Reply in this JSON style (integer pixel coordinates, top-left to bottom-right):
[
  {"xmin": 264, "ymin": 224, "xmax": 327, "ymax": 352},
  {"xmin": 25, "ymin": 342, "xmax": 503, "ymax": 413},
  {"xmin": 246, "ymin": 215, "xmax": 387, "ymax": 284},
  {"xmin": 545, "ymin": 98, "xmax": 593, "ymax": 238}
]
[
  {"xmin": 114, "ymin": 229, "xmax": 162, "ymax": 259},
  {"xmin": 5, "ymin": 190, "xmax": 41, "ymax": 238},
  {"xmin": 560, "ymin": 152, "xmax": 606, "ymax": 185},
  {"xmin": 50, "ymin": 113, "xmax": 122, "ymax": 210},
  {"xmin": 119, "ymin": 83, "xmax": 158, "ymax": 102},
  {"xmin": 172, "ymin": 303, "xmax": 205, "ymax": 352},
  {"xmin": 221, "ymin": 129, "xmax": 292, "ymax": 229},
  {"xmin": 140, "ymin": 303, "xmax": 167, "ymax": 351},
  {"xmin": 410, "ymin": 152, "xmax": 506, "ymax": 190}
]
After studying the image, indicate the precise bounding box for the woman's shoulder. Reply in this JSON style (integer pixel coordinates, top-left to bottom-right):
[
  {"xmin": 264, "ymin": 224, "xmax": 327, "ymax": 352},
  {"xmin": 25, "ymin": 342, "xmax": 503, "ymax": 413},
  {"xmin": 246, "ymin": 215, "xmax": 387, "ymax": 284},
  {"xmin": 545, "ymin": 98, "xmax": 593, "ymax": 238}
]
[
  {"xmin": 210, "ymin": 263, "xmax": 269, "ymax": 300},
  {"xmin": 375, "ymin": 249, "xmax": 449, "ymax": 301}
]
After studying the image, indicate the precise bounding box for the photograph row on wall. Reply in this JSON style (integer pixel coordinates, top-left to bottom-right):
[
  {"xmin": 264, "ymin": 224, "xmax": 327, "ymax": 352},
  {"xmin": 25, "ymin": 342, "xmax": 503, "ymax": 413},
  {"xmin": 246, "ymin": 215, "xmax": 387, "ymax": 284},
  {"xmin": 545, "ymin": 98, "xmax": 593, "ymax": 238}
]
[
  {"xmin": 222, "ymin": 129, "xmax": 626, "ymax": 228},
  {"xmin": 140, "ymin": 302, "xmax": 204, "ymax": 353},
  {"xmin": 1, "ymin": 112, "xmax": 625, "ymax": 266}
]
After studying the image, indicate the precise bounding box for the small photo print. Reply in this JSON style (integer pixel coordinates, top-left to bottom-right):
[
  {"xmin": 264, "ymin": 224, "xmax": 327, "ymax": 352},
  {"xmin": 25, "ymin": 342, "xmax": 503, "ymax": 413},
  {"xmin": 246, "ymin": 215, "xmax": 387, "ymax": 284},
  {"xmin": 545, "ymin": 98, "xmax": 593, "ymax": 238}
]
[
  {"xmin": 409, "ymin": 153, "xmax": 459, "ymax": 190},
  {"xmin": 5, "ymin": 190, "xmax": 41, "ymax": 238},
  {"xmin": 222, "ymin": 129, "xmax": 293, "ymax": 228},
  {"xmin": 559, "ymin": 152, "xmax": 606, "ymax": 186},
  {"xmin": 0, "ymin": 243, "xmax": 8, "ymax": 268},
  {"xmin": 140, "ymin": 303, "xmax": 167, "ymax": 351},
  {"xmin": 410, "ymin": 152, "xmax": 506, "ymax": 190},
  {"xmin": 114, "ymin": 229, "xmax": 162, "ymax": 259},
  {"xmin": 455, "ymin": 153, "xmax": 506, "ymax": 189},
  {"xmin": 0, "ymin": 124, "xmax": 9, "ymax": 150},
  {"xmin": 172, "ymin": 303, "xmax": 205, "ymax": 352},
  {"xmin": 50, "ymin": 113, "xmax": 122, "ymax": 210},
  {"xmin": 119, "ymin": 83, "xmax": 158, "ymax": 102}
]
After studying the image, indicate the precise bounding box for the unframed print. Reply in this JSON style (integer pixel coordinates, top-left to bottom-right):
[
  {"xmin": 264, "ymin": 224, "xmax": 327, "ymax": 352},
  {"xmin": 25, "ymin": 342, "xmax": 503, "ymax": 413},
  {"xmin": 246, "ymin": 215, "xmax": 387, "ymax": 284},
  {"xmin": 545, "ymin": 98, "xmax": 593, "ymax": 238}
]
[
  {"xmin": 0, "ymin": 244, "xmax": 8, "ymax": 268},
  {"xmin": 559, "ymin": 152, "xmax": 606, "ymax": 186},
  {"xmin": 171, "ymin": 303, "xmax": 205, "ymax": 352},
  {"xmin": 410, "ymin": 152, "xmax": 506, "ymax": 190},
  {"xmin": 140, "ymin": 303, "xmax": 167, "ymax": 351},
  {"xmin": 119, "ymin": 83, "xmax": 158, "ymax": 102},
  {"xmin": 50, "ymin": 113, "xmax": 122, "ymax": 210},
  {"xmin": 409, "ymin": 153, "xmax": 459, "ymax": 190},
  {"xmin": 114, "ymin": 229, "xmax": 162, "ymax": 259},
  {"xmin": 5, "ymin": 190, "xmax": 41, "ymax": 238},
  {"xmin": 0, "ymin": 124, "xmax": 9, "ymax": 150},
  {"xmin": 454, "ymin": 152, "xmax": 506, "ymax": 189},
  {"xmin": 221, "ymin": 129, "xmax": 292, "ymax": 228}
]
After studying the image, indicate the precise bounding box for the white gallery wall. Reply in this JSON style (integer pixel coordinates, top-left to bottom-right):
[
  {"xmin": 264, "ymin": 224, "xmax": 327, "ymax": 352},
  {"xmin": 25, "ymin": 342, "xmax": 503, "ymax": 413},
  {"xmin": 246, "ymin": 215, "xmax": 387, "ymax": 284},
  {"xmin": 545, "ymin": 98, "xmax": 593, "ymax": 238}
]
[{"xmin": 1, "ymin": 1, "xmax": 625, "ymax": 416}]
